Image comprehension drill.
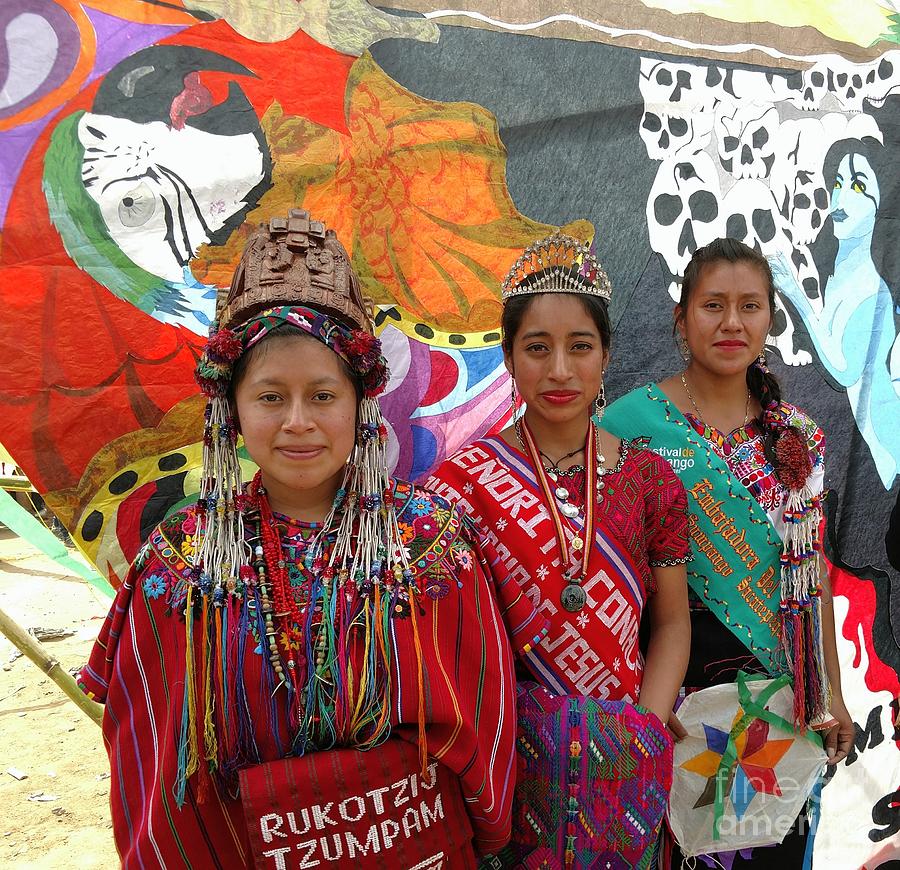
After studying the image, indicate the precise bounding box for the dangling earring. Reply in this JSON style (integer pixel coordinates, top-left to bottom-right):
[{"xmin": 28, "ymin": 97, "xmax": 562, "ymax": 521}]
[
  {"xmin": 510, "ymin": 375, "xmax": 525, "ymax": 446},
  {"xmin": 757, "ymin": 345, "xmax": 768, "ymax": 370},
  {"xmin": 593, "ymin": 378, "xmax": 607, "ymax": 426},
  {"xmin": 675, "ymin": 332, "xmax": 691, "ymax": 364}
]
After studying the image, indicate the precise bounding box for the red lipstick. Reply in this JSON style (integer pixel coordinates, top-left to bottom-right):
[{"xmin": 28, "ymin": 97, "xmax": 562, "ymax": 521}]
[{"xmin": 541, "ymin": 391, "xmax": 579, "ymax": 405}]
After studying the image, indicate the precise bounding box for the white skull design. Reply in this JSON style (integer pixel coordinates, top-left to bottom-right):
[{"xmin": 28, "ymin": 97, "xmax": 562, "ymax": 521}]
[
  {"xmin": 795, "ymin": 62, "xmax": 832, "ymax": 111},
  {"xmin": 715, "ymin": 103, "xmax": 779, "ymax": 180},
  {"xmin": 718, "ymin": 178, "xmax": 784, "ymax": 255},
  {"xmin": 646, "ymin": 152, "xmax": 723, "ymax": 300},
  {"xmin": 829, "ymin": 62, "xmax": 870, "ymax": 114},
  {"xmin": 639, "ymin": 109, "xmax": 715, "ymax": 160},
  {"xmin": 639, "ymin": 58, "xmax": 721, "ymax": 113},
  {"xmin": 865, "ymin": 53, "xmax": 900, "ymax": 108}
]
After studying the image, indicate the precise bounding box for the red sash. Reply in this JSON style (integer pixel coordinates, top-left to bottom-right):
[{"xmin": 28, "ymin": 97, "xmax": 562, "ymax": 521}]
[{"xmin": 239, "ymin": 740, "xmax": 476, "ymax": 869}]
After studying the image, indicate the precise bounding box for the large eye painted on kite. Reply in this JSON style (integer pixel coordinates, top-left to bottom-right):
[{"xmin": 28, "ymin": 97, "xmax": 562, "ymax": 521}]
[{"xmin": 117, "ymin": 183, "xmax": 156, "ymax": 227}]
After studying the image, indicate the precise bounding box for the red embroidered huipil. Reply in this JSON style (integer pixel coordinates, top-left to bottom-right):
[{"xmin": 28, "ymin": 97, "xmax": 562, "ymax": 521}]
[{"xmin": 80, "ymin": 483, "xmax": 517, "ymax": 867}]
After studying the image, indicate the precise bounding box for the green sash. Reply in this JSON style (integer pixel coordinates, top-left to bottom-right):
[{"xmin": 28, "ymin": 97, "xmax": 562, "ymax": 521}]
[{"xmin": 604, "ymin": 384, "xmax": 784, "ymax": 675}]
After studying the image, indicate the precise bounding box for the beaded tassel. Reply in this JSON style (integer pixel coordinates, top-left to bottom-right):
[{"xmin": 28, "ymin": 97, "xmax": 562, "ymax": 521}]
[
  {"xmin": 779, "ymin": 486, "xmax": 829, "ymax": 727},
  {"xmin": 195, "ymin": 394, "xmax": 248, "ymax": 589}
]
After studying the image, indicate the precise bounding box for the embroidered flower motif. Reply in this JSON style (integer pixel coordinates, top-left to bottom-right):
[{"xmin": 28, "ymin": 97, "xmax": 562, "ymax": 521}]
[
  {"xmin": 613, "ymin": 657, "xmax": 621, "ymax": 672},
  {"xmin": 425, "ymin": 574, "xmax": 450, "ymax": 600},
  {"xmin": 496, "ymin": 517, "xmax": 508, "ymax": 531},
  {"xmin": 279, "ymin": 624, "xmax": 303, "ymax": 651},
  {"xmin": 180, "ymin": 535, "xmax": 196, "ymax": 559},
  {"xmin": 394, "ymin": 544, "xmax": 412, "ymax": 561},
  {"xmin": 453, "ymin": 545, "xmax": 473, "ymax": 571},
  {"xmin": 393, "ymin": 595, "xmax": 412, "ymax": 618},
  {"xmin": 463, "ymin": 482, "xmax": 474, "ymax": 494},
  {"xmin": 408, "ymin": 497, "xmax": 431, "ymax": 517},
  {"xmin": 143, "ymin": 573, "xmax": 166, "ymax": 599},
  {"xmin": 431, "ymin": 506, "xmax": 451, "ymax": 526},
  {"xmin": 733, "ymin": 443, "xmax": 755, "ymax": 463},
  {"xmin": 536, "ymin": 564, "xmax": 549, "ymax": 581},
  {"xmin": 577, "ymin": 612, "xmax": 589, "ymax": 629},
  {"xmin": 181, "ymin": 514, "xmax": 197, "ymax": 535},
  {"xmin": 134, "ymin": 541, "xmax": 152, "ymax": 571},
  {"xmin": 397, "ymin": 521, "xmax": 416, "ymax": 543},
  {"xmin": 413, "ymin": 515, "xmax": 437, "ymax": 537},
  {"xmin": 287, "ymin": 562, "xmax": 304, "ymax": 588}
]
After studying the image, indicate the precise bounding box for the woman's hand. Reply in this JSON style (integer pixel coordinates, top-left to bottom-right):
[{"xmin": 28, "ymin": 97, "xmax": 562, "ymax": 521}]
[
  {"xmin": 667, "ymin": 711, "xmax": 688, "ymax": 742},
  {"xmin": 822, "ymin": 697, "xmax": 854, "ymax": 765}
]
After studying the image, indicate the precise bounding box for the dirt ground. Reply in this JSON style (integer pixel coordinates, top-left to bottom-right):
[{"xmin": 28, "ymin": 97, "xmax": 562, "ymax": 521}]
[{"xmin": 0, "ymin": 527, "xmax": 119, "ymax": 868}]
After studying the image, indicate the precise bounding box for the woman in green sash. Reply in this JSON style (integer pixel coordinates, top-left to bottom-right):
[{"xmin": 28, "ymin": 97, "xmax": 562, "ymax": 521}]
[{"xmin": 605, "ymin": 237, "xmax": 853, "ymax": 868}]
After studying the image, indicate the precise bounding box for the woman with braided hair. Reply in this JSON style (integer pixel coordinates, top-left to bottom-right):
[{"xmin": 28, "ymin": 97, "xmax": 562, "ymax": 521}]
[
  {"xmin": 79, "ymin": 210, "xmax": 518, "ymax": 868},
  {"xmin": 605, "ymin": 237, "xmax": 854, "ymax": 867}
]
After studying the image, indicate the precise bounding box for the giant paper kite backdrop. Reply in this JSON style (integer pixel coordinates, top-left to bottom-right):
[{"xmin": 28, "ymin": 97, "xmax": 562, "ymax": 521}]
[{"xmin": 1, "ymin": 1, "xmax": 899, "ymax": 865}]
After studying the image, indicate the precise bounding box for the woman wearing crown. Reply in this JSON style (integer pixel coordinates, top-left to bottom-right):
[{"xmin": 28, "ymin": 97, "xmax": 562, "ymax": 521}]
[
  {"xmin": 79, "ymin": 210, "xmax": 519, "ymax": 868},
  {"xmin": 428, "ymin": 234, "xmax": 691, "ymax": 867}
]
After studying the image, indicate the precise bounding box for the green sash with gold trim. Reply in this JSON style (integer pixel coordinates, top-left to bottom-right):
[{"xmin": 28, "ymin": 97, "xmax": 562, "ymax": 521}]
[{"xmin": 605, "ymin": 383, "xmax": 785, "ymax": 675}]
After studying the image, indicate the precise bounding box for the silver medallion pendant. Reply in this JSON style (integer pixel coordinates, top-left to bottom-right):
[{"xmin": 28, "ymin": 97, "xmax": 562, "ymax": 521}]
[
  {"xmin": 555, "ymin": 486, "xmax": 569, "ymax": 500},
  {"xmin": 560, "ymin": 583, "xmax": 587, "ymax": 612},
  {"xmin": 560, "ymin": 502, "xmax": 580, "ymax": 519}
]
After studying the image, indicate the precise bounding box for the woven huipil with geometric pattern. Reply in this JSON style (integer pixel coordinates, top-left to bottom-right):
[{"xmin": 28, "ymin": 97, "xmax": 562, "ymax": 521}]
[{"xmin": 429, "ymin": 436, "xmax": 690, "ymax": 867}]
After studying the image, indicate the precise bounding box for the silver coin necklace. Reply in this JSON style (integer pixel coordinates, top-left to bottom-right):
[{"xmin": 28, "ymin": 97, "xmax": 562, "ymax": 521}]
[{"xmin": 517, "ymin": 416, "xmax": 609, "ymax": 612}]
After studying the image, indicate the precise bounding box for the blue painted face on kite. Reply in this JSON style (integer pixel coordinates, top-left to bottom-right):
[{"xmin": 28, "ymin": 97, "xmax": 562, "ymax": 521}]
[{"xmin": 830, "ymin": 153, "xmax": 880, "ymax": 241}]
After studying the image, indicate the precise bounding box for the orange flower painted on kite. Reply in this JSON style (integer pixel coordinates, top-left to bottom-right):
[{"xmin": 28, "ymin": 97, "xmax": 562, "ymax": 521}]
[
  {"xmin": 194, "ymin": 52, "xmax": 592, "ymax": 332},
  {"xmin": 305, "ymin": 51, "xmax": 586, "ymax": 331}
]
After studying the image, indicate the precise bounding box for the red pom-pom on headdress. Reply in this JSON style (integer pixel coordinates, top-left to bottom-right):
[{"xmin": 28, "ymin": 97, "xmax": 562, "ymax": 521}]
[
  {"xmin": 341, "ymin": 330, "xmax": 378, "ymax": 357},
  {"xmin": 195, "ymin": 327, "xmax": 243, "ymax": 398},
  {"xmin": 335, "ymin": 329, "xmax": 389, "ymax": 396},
  {"xmin": 205, "ymin": 328, "xmax": 243, "ymax": 363}
]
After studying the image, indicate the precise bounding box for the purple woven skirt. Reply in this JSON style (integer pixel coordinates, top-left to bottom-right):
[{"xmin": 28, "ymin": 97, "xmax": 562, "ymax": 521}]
[{"xmin": 504, "ymin": 682, "xmax": 674, "ymax": 869}]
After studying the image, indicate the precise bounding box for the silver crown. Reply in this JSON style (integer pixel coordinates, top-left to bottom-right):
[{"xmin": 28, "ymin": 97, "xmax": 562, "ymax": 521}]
[{"xmin": 501, "ymin": 232, "xmax": 612, "ymax": 302}]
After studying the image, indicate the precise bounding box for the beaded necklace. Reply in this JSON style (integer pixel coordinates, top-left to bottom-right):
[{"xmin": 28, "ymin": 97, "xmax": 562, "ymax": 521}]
[
  {"xmin": 517, "ymin": 417, "xmax": 609, "ymax": 612},
  {"xmin": 680, "ymin": 371, "xmax": 751, "ymax": 429},
  {"xmin": 240, "ymin": 472, "xmax": 428, "ymax": 756}
]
